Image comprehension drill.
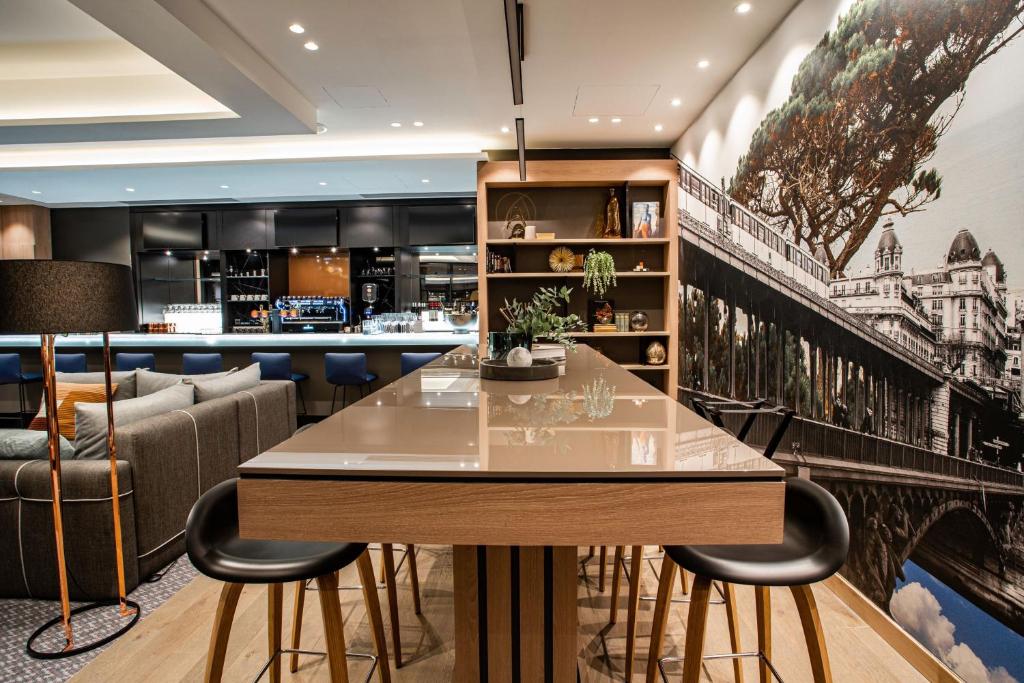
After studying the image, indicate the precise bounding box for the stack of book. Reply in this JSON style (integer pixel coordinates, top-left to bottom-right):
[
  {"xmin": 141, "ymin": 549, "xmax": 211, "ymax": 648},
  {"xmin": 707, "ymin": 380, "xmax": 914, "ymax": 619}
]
[{"xmin": 592, "ymin": 324, "xmax": 618, "ymax": 333}]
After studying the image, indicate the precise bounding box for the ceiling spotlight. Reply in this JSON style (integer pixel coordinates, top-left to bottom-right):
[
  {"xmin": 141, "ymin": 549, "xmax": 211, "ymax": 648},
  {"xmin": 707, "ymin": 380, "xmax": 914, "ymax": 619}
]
[
  {"xmin": 30, "ymin": 190, "xmax": 41, "ymax": 194},
  {"xmin": 735, "ymin": 2, "xmax": 753, "ymax": 14},
  {"xmin": 413, "ymin": 121, "xmax": 424, "ymax": 127},
  {"xmin": 220, "ymin": 184, "xmax": 230, "ymax": 189},
  {"xmin": 421, "ymin": 178, "xmax": 430, "ymax": 184},
  {"xmin": 611, "ymin": 117, "xmax": 622, "ymax": 123},
  {"xmin": 164, "ymin": 250, "xmax": 172, "ymax": 256},
  {"xmin": 588, "ymin": 117, "xmax": 599, "ymax": 123},
  {"xmin": 318, "ymin": 181, "xmax": 327, "ymax": 186},
  {"xmin": 697, "ymin": 59, "xmax": 710, "ymax": 69},
  {"xmin": 390, "ymin": 122, "xmax": 402, "ymax": 128},
  {"xmin": 330, "ymin": 247, "xmax": 338, "ymax": 254},
  {"xmin": 291, "ymin": 247, "xmax": 299, "ymax": 254},
  {"xmin": 204, "ymin": 250, "xmax": 209, "ymax": 255},
  {"xmin": 303, "ymin": 40, "xmax": 319, "ymax": 51},
  {"xmin": 373, "ymin": 247, "xmax": 379, "ymax": 252},
  {"xmin": 125, "ymin": 187, "xmax": 135, "ymax": 192},
  {"xmin": 654, "ymin": 124, "xmax": 664, "ymax": 132},
  {"xmin": 289, "ymin": 23, "xmax": 305, "ymax": 33},
  {"xmin": 671, "ymin": 97, "xmax": 682, "ymax": 107},
  {"xmin": 500, "ymin": 126, "xmax": 510, "ymax": 133}
]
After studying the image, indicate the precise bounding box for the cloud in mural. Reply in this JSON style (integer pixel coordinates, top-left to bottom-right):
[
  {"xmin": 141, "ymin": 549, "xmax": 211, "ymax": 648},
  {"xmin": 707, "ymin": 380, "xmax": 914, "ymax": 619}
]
[{"xmin": 891, "ymin": 582, "xmax": 1017, "ymax": 683}]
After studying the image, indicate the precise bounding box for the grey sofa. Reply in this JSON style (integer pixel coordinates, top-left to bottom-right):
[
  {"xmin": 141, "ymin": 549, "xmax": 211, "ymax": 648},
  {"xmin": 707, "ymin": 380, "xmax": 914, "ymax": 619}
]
[{"xmin": 0, "ymin": 380, "xmax": 296, "ymax": 600}]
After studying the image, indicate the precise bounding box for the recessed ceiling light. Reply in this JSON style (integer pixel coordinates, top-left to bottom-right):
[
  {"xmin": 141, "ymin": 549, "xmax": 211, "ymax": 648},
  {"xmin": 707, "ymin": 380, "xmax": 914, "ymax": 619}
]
[
  {"xmin": 125, "ymin": 187, "xmax": 135, "ymax": 192},
  {"xmin": 318, "ymin": 181, "xmax": 327, "ymax": 186},
  {"xmin": 220, "ymin": 184, "xmax": 230, "ymax": 189},
  {"xmin": 588, "ymin": 117, "xmax": 600, "ymax": 123},
  {"xmin": 30, "ymin": 190, "xmax": 41, "ymax": 194},
  {"xmin": 421, "ymin": 178, "xmax": 430, "ymax": 183},
  {"xmin": 164, "ymin": 250, "xmax": 172, "ymax": 256},
  {"xmin": 413, "ymin": 121, "xmax": 424, "ymax": 127},
  {"xmin": 291, "ymin": 247, "xmax": 299, "ymax": 254},
  {"xmin": 611, "ymin": 117, "xmax": 622, "ymax": 123},
  {"xmin": 330, "ymin": 247, "xmax": 338, "ymax": 254},
  {"xmin": 735, "ymin": 2, "xmax": 753, "ymax": 14},
  {"xmin": 654, "ymin": 124, "xmax": 664, "ymax": 132},
  {"xmin": 670, "ymin": 97, "xmax": 682, "ymax": 107},
  {"xmin": 303, "ymin": 41, "xmax": 319, "ymax": 51},
  {"xmin": 697, "ymin": 59, "xmax": 710, "ymax": 69},
  {"xmin": 289, "ymin": 23, "xmax": 305, "ymax": 33},
  {"xmin": 316, "ymin": 123, "xmax": 328, "ymax": 134},
  {"xmin": 390, "ymin": 122, "xmax": 402, "ymax": 128},
  {"xmin": 501, "ymin": 126, "xmax": 510, "ymax": 133}
]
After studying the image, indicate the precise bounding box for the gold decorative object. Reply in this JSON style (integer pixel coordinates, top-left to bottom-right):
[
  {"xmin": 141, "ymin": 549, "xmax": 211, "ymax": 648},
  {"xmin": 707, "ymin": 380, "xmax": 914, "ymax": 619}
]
[
  {"xmin": 645, "ymin": 340, "xmax": 667, "ymax": 365},
  {"xmin": 495, "ymin": 192, "xmax": 537, "ymax": 239},
  {"xmin": 548, "ymin": 247, "xmax": 575, "ymax": 273},
  {"xmin": 602, "ymin": 188, "xmax": 622, "ymax": 238}
]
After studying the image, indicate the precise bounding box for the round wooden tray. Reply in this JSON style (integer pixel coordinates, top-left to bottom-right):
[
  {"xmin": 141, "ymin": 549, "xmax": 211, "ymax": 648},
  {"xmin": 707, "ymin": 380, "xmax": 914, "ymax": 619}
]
[{"xmin": 480, "ymin": 358, "xmax": 560, "ymax": 381}]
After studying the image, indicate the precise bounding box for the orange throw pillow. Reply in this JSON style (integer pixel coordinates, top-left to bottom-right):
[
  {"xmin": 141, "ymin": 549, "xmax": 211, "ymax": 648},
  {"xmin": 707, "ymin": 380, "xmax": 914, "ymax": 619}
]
[{"xmin": 28, "ymin": 383, "xmax": 115, "ymax": 441}]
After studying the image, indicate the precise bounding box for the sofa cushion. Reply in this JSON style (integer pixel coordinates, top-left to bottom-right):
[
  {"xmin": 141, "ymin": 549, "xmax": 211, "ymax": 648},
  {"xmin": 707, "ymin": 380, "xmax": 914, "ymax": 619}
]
[
  {"xmin": 0, "ymin": 429, "xmax": 74, "ymax": 460},
  {"xmin": 57, "ymin": 370, "xmax": 137, "ymax": 400},
  {"xmin": 136, "ymin": 368, "xmax": 235, "ymax": 397},
  {"xmin": 192, "ymin": 363, "xmax": 260, "ymax": 403},
  {"xmin": 28, "ymin": 383, "xmax": 111, "ymax": 440},
  {"xmin": 74, "ymin": 384, "xmax": 195, "ymax": 459}
]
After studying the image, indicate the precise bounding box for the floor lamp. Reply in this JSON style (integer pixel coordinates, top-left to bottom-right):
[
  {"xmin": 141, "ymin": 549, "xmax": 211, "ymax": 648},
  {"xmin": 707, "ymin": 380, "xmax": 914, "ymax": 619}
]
[{"xmin": 0, "ymin": 260, "xmax": 142, "ymax": 658}]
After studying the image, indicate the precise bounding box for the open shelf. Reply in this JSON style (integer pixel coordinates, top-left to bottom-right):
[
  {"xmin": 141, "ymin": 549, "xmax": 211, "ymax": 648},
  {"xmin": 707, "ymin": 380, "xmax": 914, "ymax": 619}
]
[
  {"xmin": 620, "ymin": 363, "xmax": 670, "ymax": 371},
  {"xmin": 486, "ymin": 238, "xmax": 671, "ymax": 245},
  {"xmin": 486, "ymin": 271, "xmax": 668, "ymax": 279},
  {"xmin": 567, "ymin": 331, "xmax": 668, "ymax": 338}
]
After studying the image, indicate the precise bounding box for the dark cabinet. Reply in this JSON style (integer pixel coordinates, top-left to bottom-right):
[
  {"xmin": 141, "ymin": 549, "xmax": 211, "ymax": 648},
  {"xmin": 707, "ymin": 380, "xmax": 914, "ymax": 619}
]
[
  {"xmin": 272, "ymin": 208, "xmax": 338, "ymax": 247},
  {"xmin": 401, "ymin": 204, "xmax": 475, "ymax": 246},
  {"xmin": 218, "ymin": 209, "xmax": 270, "ymax": 250},
  {"xmin": 140, "ymin": 212, "xmax": 206, "ymax": 250},
  {"xmin": 342, "ymin": 206, "xmax": 395, "ymax": 248}
]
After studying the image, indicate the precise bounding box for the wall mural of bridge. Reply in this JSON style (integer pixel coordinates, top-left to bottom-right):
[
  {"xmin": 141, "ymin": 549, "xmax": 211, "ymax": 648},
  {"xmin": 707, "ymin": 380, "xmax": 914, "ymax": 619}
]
[{"xmin": 674, "ymin": 2, "xmax": 1024, "ymax": 677}]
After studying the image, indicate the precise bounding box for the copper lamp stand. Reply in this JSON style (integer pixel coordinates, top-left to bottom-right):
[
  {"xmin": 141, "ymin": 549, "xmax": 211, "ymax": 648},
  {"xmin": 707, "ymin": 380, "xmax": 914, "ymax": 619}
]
[{"xmin": 26, "ymin": 333, "xmax": 141, "ymax": 659}]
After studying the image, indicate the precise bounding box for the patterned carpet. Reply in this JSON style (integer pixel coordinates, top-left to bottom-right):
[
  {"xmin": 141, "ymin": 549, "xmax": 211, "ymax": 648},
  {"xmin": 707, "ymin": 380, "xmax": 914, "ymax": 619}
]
[{"xmin": 0, "ymin": 558, "xmax": 198, "ymax": 683}]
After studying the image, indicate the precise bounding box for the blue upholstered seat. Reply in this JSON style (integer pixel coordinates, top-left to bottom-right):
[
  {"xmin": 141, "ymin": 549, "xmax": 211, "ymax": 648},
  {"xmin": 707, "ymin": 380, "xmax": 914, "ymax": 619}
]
[
  {"xmin": 400, "ymin": 352, "xmax": 441, "ymax": 377},
  {"xmin": 116, "ymin": 353, "xmax": 156, "ymax": 372},
  {"xmin": 182, "ymin": 353, "xmax": 224, "ymax": 375},
  {"xmin": 55, "ymin": 353, "xmax": 88, "ymax": 374}
]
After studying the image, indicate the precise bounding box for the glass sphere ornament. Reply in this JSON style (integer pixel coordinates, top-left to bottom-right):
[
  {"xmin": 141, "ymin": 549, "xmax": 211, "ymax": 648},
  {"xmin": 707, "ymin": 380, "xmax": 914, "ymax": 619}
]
[{"xmin": 629, "ymin": 310, "xmax": 649, "ymax": 332}]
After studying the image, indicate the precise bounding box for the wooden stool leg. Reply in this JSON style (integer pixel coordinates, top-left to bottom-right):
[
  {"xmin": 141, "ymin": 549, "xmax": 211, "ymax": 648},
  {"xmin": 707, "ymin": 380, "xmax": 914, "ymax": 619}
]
[
  {"xmin": 407, "ymin": 544, "xmax": 422, "ymax": 615},
  {"xmin": 289, "ymin": 581, "xmax": 306, "ymax": 673},
  {"xmin": 644, "ymin": 556, "xmax": 676, "ymax": 683},
  {"xmin": 357, "ymin": 550, "xmax": 392, "ymax": 683},
  {"xmin": 598, "ymin": 545, "xmax": 608, "ymax": 592},
  {"xmin": 381, "ymin": 543, "xmax": 403, "ymax": 668},
  {"xmin": 679, "ymin": 567, "xmax": 689, "ymax": 595},
  {"xmin": 379, "ymin": 546, "xmax": 387, "ymax": 584},
  {"xmin": 790, "ymin": 584, "xmax": 833, "ymax": 683},
  {"xmin": 268, "ymin": 583, "xmax": 283, "ymax": 683},
  {"xmin": 316, "ymin": 572, "xmax": 351, "ymax": 683},
  {"xmin": 624, "ymin": 545, "xmax": 644, "ymax": 677},
  {"xmin": 609, "ymin": 546, "xmax": 624, "ymax": 624},
  {"xmin": 205, "ymin": 582, "xmax": 244, "ymax": 683},
  {"xmin": 755, "ymin": 586, "xmax": 772, "ymax": 683},
  {"xmin": 681, "ymin": 575, "xmax": 713, "ymax": 683},
  {"xmin": 722, "ymin": 582, "xmax": 744, "ymax": 683}
]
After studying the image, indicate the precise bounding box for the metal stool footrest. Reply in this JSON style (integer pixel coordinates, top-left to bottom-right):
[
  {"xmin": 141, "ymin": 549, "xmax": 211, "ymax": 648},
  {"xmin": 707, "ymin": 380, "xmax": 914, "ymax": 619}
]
[
  {"xmin": 658, "ymin": 651, "xmax": 784, "ymax": 682},
  {"xmin": 254, "ymin": 648, "xmax": 377, "ymax": 683}
]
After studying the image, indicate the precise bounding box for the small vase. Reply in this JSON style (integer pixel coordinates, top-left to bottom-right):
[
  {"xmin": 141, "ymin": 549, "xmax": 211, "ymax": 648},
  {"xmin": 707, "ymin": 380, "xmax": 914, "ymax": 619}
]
[{"xmin": 488, "ymin": 331, "xmax": 533, "ymax": 360}]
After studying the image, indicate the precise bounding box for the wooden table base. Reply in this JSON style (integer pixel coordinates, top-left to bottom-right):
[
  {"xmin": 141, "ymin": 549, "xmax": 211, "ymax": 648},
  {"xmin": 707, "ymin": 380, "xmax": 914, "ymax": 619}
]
[{"xmin": 453, "ymin": 545, "xmax": 577, "ymax": 683}]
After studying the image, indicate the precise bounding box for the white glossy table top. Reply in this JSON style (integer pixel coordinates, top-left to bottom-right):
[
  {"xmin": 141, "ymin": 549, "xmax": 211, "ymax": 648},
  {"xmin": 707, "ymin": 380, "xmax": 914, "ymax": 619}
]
[{"xmin": 239, "ymin": 346, "xmax": 783, "ymax": 481}]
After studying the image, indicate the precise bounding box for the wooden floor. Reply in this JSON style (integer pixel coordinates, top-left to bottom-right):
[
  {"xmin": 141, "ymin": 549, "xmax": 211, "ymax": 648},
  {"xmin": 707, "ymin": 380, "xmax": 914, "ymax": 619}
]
[{"xmin": 73, "ymin": 546, "xmax": 927, "ymax": 682}]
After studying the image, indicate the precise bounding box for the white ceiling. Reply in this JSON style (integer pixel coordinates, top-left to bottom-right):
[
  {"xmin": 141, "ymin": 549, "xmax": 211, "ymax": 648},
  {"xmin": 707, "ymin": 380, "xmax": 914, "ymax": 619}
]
[{"xmin": 0, "ymin": 0, "xmax": 800, "ymax": 205}]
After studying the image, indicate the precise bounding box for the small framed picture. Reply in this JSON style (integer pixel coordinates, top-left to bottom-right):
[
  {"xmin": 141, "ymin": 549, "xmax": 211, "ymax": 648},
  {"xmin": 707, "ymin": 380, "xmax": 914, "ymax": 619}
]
[{"xmin": 631, "ymin": 201, "xmax": 660, "ymax": 238}]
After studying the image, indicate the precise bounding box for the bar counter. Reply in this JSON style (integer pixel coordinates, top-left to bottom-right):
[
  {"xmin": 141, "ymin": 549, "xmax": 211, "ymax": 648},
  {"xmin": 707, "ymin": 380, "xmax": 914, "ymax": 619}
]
[
  {"xmin": 0, "ymin": 332, "xmax": 474, "ymax": 415},
  {"xmin": 237, "ymin": 345, "xmax": 785, "ymax": 680}
]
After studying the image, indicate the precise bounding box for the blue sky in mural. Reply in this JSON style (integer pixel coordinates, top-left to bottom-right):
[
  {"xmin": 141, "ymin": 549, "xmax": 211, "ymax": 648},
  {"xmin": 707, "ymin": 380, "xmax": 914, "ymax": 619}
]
[{"xmin": 892, "ymin": 561, "xmax": 1023, "ymax": 682}]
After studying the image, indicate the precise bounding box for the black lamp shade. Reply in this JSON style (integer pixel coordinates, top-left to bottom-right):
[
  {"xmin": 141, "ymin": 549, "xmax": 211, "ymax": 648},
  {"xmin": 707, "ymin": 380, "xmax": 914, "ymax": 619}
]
[{"xmin": 0, "ymin": 260, "xmax": 138, "ymax": 334}]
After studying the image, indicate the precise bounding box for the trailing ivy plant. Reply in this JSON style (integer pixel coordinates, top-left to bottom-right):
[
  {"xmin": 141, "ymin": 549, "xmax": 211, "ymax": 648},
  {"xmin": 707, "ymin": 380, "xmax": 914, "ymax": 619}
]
[
  {"xmin": 583, "ymin": 249, "xmax": 617, "ymax": 298},
  {"xmin": 500, "ymin": 286, "xmax": 582, "ymax": 350}
]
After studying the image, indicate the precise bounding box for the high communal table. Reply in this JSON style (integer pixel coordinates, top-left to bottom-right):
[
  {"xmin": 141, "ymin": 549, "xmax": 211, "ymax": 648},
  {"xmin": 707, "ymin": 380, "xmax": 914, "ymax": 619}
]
[{"xmin": 237, "ymin": 345, "xmax": 785, "ymax": 682}]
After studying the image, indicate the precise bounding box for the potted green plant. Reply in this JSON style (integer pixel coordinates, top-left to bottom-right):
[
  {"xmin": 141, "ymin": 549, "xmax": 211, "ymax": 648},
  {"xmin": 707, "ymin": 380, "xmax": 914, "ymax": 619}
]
[
  {"xmin": 498, "ymin": 285, "xmax": 582, "ymax": 352},
  {"xmin": 582, "ymin": 250, "xmax": 617, "ymax": 329}
]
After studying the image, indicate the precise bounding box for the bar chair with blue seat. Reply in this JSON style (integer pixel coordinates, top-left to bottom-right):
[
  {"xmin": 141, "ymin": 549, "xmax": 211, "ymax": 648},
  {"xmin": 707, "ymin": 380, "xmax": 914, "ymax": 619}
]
[
  {"xmin": 186, "ymin": 479, "xmax": 390, "ymax": 683},
  {"xmin": 55, "ymin": 353, "xmax": 88, "ymax": 373},
  {"xmin": 0, "ymin": 353, "xmax": 41, "ymax": 426},
  {"xmin": 399, "ymin": 352, "xmax": 441, "ymax": 377},
  {"xmin": 115, "ymin": 352, "xmax": 156, "ymax": 371},
  {"xmin": 182, "ymin": 352, "xmax": 223, "ymax": 375},
  {"xmin": 325, "ymin": 353, "xmax": 377, "ymax": 414},
  {"xmin": 646, "ymin": 401, "xmax": 847, "ymax": 683},
  {"xmin": 251, "ymin": 352, "xmax": 308, "ymax": 414}
]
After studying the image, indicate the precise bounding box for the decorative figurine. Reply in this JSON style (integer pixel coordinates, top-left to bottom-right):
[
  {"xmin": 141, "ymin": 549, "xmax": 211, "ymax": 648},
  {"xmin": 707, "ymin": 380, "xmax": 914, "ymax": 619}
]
[
  {"xmin": 602, "ymin": 188, "xmax": 622, "ymax": 238},
  {"xmin": 645, "ymin": 340, "xmax": 667, "ymax": 365}
]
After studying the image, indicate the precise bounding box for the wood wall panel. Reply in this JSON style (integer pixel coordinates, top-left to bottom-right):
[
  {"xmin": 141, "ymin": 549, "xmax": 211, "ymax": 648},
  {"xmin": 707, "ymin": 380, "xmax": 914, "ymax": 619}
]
[{"xmin": 0, "ymin": 205, "xmax": 51, "ymax": 259}]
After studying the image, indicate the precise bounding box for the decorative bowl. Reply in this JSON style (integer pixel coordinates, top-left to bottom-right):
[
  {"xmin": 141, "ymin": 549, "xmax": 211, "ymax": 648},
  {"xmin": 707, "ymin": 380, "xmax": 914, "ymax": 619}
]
[{"xmin": 445, "ymin": 310, "xmax": 478, "ymax": 334}]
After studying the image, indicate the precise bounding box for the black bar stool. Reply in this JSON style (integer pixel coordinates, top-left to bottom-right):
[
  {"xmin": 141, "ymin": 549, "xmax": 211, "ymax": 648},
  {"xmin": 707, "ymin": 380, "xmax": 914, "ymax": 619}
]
[
  {"xmin": 186, "ymin": 479, "xmax": 390, "ymax": 683},
  {"xmin": 646, "ymin": 401, "xmax": 849, "ymax": 683}
]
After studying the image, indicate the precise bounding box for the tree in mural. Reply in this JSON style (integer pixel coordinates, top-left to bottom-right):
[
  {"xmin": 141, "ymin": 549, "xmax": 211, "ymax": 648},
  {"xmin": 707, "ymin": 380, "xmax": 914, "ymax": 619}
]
[{"xmin": 731, "ymin": 0, "xmax": 1024, "ymax": 276}]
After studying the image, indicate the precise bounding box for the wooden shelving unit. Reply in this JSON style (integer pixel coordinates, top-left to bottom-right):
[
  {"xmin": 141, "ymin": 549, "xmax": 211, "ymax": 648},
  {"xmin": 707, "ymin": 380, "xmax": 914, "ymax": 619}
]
[{"xmin": 477, "ymin": 159, "xmax": 679, "ymax": 392}]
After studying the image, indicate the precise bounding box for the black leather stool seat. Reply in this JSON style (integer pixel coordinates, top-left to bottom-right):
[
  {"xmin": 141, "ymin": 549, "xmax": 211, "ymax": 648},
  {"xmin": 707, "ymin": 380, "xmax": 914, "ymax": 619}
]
[
  {"xmin": 665, "ymin": 478, "xmax": 849, "ymax": 586},
  {"xmin": 186, "ymin": 479, "xmax": 366, "ymax": 584}
]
